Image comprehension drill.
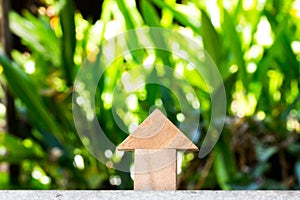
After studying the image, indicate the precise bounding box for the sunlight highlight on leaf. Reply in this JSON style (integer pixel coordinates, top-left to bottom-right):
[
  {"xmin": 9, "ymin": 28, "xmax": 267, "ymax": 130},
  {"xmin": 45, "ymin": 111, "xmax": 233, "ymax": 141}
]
[
  {"xmin": 292, "ymin": 0, "xmax": 300, "ymax": 18},
  {"xmin": 207, "ymin": 0, "xmax": 220, "ymax": 28},
  {"xmin": 243, "ymin": 0, "xmax": 255, "ymax": 11},
  {"xmin": 291, "ymin": 41, "xmax": 300, "ymax": 54},
  {"xmin": 255, "ymin": 16, "xmax": 274, "ymax": 47}
]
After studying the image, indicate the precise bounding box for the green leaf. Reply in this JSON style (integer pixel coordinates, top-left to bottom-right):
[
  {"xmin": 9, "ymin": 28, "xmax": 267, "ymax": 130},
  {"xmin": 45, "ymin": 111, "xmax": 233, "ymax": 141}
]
[
  {"xmin": 9, "ymin": 12, "xmax": 61, "ymax": 67},
  {"xmin": 200, "ymin": 10, "xmax": 222, "ymax": 66},
  {"xmin": 0, "ymin": 54, "xmax": 66, "ymax": 145},
  {"xmin": 0, "ymin": 133, "xmax": 43, "ymax": 163},
  {"xmin": 256, "ymin": 144, "xmax": 278, "ymax": 163},
  {"xmin": 280, "ymin": 94, "xmax": 300, "ymax": 121},
  {"xmin": 151, "ymin": 0, "xmax": 200, "ymax": 33},
  {"xmin": 253, "ymin": 163, "xmax": 270, "ymax": 178},
  {"xmin": 116, "ymin": 0, "xmax": 139, "ymax": 30},
  {"xmin": 295, "ymin": 160, "xmax": 300, "ymax": 186},
  {"xmin": 141, "ymin": 0, "xmax": 161, "ymax": 27},
  {"xmin": 253, "ymin": 13, "xmax": 287, "ymax": 82},
  {"xmin": 116, "ymin": 0, "xmax": 144, "ymax": 64},
  {"xmin": 287, "ymin": 142, "xmax": 300, "ymax": 156},
  {"xmin": 222, "ymin": 9, "xmax": 248, "ymax": 86},
  {"xmin": 213, "ymin": 147, "xmax": 231, "ymax": 190},
  {"xmin": 59, "ymin": 0, "xmax": 76, "ymax": 86}
]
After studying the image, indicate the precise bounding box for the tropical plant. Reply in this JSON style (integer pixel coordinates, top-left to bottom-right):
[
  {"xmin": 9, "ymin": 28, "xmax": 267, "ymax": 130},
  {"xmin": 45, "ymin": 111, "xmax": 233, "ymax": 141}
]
[{"xmin": 0, "ymin": 0, "xmax": 299, "ymax": 190}]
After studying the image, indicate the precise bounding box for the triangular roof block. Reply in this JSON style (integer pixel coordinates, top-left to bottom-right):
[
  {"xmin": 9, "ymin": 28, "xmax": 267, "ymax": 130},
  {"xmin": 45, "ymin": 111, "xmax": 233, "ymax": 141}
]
[{"xmin": 118, "ymin": 109, "xmax": 198, "ymax": 151}]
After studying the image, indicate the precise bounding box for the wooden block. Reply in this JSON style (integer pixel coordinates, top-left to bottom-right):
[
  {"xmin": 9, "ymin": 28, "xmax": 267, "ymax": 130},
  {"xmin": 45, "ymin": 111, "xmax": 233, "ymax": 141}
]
[
  {"xmin": 134, "ymin": 149, "xmax": 176, "ymax": 190},
  {"xmin": 117, "ymin": 109, "xmax": 199, "ymax": 190},
  {"xmin": 118, "ymin": 109, "xmax": 198, "ymax": 151}
]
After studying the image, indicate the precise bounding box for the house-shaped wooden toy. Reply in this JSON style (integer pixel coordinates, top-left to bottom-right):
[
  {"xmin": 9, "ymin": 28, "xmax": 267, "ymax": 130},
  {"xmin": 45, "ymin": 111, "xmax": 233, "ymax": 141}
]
[{"xmin": 118, "ymin": 109, "xmax": 198, "ymax": 190}]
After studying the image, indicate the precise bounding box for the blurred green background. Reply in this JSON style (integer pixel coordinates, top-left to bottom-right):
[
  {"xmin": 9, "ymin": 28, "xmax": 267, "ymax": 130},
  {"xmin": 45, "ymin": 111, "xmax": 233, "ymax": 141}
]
[{"xmin": 0, "ymin": 0, "xmax": 299, "ymax": 189}]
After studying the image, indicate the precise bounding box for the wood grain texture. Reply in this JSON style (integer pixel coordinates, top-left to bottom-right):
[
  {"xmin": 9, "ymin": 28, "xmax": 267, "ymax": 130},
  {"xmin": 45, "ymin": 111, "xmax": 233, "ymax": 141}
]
[
  {"xmin": 117, "ymin": 109, "xmax": 198, "ymax": 151},
  {"xmin": 117, "ymin": 109, "xmax": 199, "ymax": 190},
  {"xmin": 134, "ymin": 149, "xmax": 176, "ymax": 190}
]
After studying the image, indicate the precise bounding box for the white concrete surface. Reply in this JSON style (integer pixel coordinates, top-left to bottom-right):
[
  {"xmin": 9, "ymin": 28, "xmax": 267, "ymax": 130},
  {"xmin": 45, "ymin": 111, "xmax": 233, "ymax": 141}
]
[{"xmin": 0, "ymin": 190, "xmax": 300, "ymax": 200}]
